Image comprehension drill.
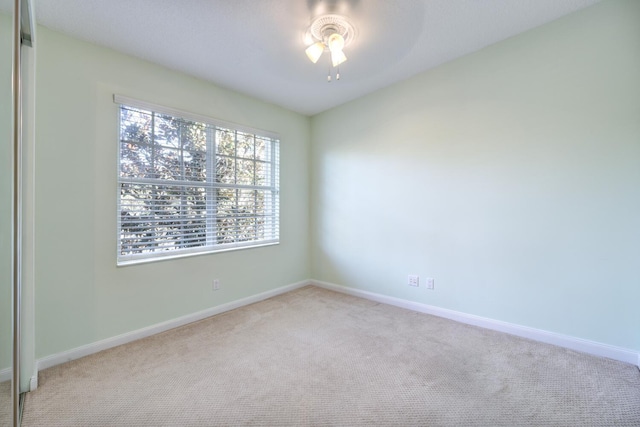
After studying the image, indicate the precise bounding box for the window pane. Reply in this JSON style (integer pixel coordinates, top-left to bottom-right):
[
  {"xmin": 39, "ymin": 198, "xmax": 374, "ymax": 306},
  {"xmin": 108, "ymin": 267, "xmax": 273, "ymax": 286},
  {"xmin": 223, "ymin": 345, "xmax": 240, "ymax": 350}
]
[
  {"xmin": 216, "ymin": 128, "xmax": 235, "ymax": 157},
  {"xmin": 120, "ymin": 108, "xmax": 152, "ymax": 144},
  {"xmin": 184, "ymin": 151, "xmax": 207, "ymax": 182},
  {"xmin": 153, "ymin": 147, "xmax": 182, "ymax": 180},
  {"xmin": 216, "ymin": 188, "xmax": 236, "ymax": 217},
  {"xmin": 237, "ymin": 217, "xmax": 256, "ymax": 241},
  {"xmin": 183, "ymin": 187, "xmax": 207, "ymax": 248},
  {"xmin": 255, "ymin": 137, "xmax": 267, "ymax": 161},
  {"xmin": 238, "ymin": 189, "xmax": 257, "ymax": 214},
  {"xmin": 216, "ymin": 218, "xmax": 236, "ymax": 244},
  {"xmin": 236, "ymin": 132, "xmax": 254, "ymax": 159},
  {"xmin": 216, "ymin": 157, "xmax": 235, "ymax": 184},
  {"xmin": 255, "ymin": 161, "xmax": 267, "ymax": 186},
  {"xmin": 119, "ymin": 183, "xmax": 162, "ymax": 253},
  {"xmin": 154, "ymin": 114, "xmax": 180, "ymax": 148},
  {"xmin": 255, "ymin": 191, "xmax": 266, "ymax": 215},
  {"xmin": 120, "ymin": 183, "xmax": 207, "ymax": 253},
  {"xmin": 236, "ymin": 159, "xmax": 255, "ymax": 185},
  {"xmin": 120, "ymin": 141, "xmax": 153, "ymax": 179},
  {"xmin": 182, "ymin": 121, "xmax": 207, "ymax": 153}
]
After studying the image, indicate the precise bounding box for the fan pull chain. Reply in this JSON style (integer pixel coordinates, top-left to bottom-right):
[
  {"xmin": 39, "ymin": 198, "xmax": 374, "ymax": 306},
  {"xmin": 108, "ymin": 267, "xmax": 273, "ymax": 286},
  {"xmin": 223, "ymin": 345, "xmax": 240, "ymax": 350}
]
[{"xmin": 327, "ymin": 62, "xmax": 341, "ymax": 82}]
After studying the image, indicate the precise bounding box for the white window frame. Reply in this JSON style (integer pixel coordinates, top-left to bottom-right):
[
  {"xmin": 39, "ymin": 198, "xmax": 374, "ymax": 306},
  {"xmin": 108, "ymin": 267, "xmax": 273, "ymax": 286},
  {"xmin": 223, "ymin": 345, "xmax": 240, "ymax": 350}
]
[{"xmin": 115, "ymin": 95, "xmax": 280, "ymax": 266}]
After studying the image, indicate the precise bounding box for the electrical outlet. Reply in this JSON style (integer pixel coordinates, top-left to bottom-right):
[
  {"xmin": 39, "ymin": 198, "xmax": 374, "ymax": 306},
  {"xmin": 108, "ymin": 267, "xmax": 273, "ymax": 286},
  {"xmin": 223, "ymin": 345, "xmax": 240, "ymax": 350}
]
[
  {"xmin": 213, "ymin": 279, "xmax": 220, "ymax": 291},
  {"xmin": 408, "ymin": 274, "xmax": 419, "ymax": 287},
  {"xmin": 426, "ymin": 277, "xmax": 434, "ymax": 290}
]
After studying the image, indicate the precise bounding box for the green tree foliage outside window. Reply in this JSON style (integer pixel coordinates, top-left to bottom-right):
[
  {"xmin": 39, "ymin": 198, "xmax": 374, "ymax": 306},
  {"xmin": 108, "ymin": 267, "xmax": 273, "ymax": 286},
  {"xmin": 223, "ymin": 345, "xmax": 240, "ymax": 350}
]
[{"xmin": 118, "ymin": 104, "xmax": 279, "ymax": 264}]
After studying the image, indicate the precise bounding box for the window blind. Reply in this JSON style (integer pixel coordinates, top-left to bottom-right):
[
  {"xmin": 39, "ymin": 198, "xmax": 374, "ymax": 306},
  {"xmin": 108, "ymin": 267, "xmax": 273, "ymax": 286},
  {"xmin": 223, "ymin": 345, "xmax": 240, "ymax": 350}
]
[{"xmin": 115, "ymin": 96, "xmax": 279, "ymax": 265}]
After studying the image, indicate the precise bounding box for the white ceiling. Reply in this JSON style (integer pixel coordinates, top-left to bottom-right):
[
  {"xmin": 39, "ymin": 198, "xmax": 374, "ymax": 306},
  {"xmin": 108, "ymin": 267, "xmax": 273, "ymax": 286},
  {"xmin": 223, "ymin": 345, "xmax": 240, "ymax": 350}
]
[{"xmin": 4, "ymin": 0, "xmax": 601, "ymax": 116}]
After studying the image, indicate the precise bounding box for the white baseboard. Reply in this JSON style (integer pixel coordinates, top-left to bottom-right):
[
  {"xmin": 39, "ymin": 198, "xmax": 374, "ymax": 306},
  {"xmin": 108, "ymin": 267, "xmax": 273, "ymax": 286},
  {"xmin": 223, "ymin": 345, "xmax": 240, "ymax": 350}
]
[
  {"xmin": 0, "ymin": 366, "xmax": 38, "ymax": 391},
  {"xmin": 0, "ymin": 367, "xmax": 9, "ymax": 383},
  {"xmin": 37, "ymin": 280, "xmax": 311, "ymax": 372},
  {"xmin": 312, "ymin": 280, "xmax": 640, "ymax": 366},
  {"xmin": 30, "ymin": 367, "xmax": 38, "ymax": 391}
]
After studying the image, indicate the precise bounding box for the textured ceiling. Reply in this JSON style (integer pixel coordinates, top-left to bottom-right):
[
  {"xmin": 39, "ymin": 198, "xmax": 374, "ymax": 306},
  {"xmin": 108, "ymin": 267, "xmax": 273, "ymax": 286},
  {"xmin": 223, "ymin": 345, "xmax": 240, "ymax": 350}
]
[{"xmin": 2, "ymin": 0, "xmax": 601, "ymax": 115}]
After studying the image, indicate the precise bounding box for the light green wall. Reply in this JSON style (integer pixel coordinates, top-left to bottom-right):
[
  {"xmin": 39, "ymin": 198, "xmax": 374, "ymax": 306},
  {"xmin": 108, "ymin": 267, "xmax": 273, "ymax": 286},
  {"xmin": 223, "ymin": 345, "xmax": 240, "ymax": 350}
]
[
  {"xmin": 34, "ymin": 27, "xmax": 311, "ymax": 358},
  {"xmin": 311, "ymin": 0, "xmax": 640, "ymax": 351},
  {"xmin": 0, "ymin": 12, "xmax": 12, "ymax": 373}
]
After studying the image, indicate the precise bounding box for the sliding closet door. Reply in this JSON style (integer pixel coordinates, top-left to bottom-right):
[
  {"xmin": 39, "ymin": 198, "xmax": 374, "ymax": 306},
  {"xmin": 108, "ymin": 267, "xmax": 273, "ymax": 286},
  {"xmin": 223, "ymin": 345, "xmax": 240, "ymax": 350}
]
[{"xmin": 1, "ymin": 6, "xmax": 15, "ymax": 427}]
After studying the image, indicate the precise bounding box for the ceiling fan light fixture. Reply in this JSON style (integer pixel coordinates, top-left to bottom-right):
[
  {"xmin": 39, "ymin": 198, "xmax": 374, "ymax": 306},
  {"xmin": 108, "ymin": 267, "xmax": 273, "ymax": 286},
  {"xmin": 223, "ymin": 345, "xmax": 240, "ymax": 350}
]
[
  {"xmin": 328, "ymin": 33, "xmax": 346, "ymax": 67},
  {"xmin": 327, "ymin": 33, "xmax": 345, "ymax": 52},
  {"xmin": 331, "ymin": 49, "xmax": 347, "ymax": 67},
  {"xmin": 304, "ymin": 14, "xmax": 355, "ymax": 81},
  {"xmin": 305, "ymin": 41, "xmax": 325, "ymax": 63}
]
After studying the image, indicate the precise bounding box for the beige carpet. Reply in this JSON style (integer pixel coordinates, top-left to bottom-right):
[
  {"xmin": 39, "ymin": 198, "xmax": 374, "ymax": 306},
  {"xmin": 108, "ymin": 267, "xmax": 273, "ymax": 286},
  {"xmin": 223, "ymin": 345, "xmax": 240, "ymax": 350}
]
[
  {"xmin": 0, "ymin": 381, "xmax": 10, "ymax": 427},
  {"xmin": 21, "ymin": 286, "xmax": 640, "ymax": 426}
]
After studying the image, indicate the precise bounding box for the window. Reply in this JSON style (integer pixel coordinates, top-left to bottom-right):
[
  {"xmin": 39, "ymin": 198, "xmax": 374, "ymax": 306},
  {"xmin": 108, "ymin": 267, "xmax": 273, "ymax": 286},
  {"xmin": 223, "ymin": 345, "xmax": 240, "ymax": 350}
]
[{"xmin": 115, "ymin": 96, "xmax": 279, "ymax": 265}]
